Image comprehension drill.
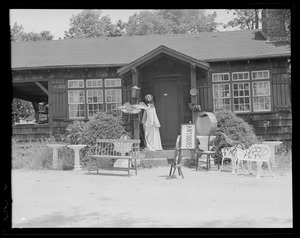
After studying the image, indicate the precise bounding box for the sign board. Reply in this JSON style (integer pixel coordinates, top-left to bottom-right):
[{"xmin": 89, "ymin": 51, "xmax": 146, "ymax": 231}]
[{"xmin": 180, "ymin": 124, "xmax": 196, "ymax": 150}]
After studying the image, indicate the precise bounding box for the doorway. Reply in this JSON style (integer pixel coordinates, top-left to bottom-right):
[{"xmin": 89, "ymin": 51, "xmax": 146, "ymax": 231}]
[{"xmin": 153, "ymin": 77, "xmax": 183, "ymax": 148}]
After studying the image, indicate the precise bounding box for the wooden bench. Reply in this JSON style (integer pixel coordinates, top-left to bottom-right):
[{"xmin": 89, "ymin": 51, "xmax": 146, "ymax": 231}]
[{"xmin": 87, "ymin": 139, "xmax": 140, "ymax": 176}]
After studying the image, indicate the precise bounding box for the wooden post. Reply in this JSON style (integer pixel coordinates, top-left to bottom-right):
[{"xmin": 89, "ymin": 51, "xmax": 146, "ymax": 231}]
[
  {"xmin": 190, "ymin": 63, "xmax": 197, "ymax": 104},
  {"xmin": 131, "ymin": 67, "xmax": 139, "ymax": 139},
  {"xmin": 190, "ymin": 63, "xmax": 198, "ymax": 123}
]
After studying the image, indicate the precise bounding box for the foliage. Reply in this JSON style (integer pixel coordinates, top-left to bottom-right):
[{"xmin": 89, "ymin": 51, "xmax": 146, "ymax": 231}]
[
  {"xmin": 11, "ymin": 98, "xmax": 35, "ymax": 123},
  {"xmin": 222, "ymin": 9, "xmax": 261, "ymax": 30},
  {"xmin": 64, "ymin": 10, "xmax": 123, "ymax": 38},
  {"xmin": 215, "ymin": 110, "xmax": 259, "ymax": 148},
  {"xmin": 11, "ymin": 138, "xmax": 53, "ymax": 170},
  {"xmin": 10, "ymin": 22, "xmax": 54, "ymax": 42},
  {"xmin": 61, "ymin": 112, "xmax": 126, "ymax": 167},
  {"xmin": 125, "ymin": 10, "xmax": 218, "ymax": 36},
  {"xmin": 80, "ymin": 112, "xmax": 126, "ymax": 146},
  {"xmin": 63, "ymin": 120, "xmax": 86, "ymax": 145}
]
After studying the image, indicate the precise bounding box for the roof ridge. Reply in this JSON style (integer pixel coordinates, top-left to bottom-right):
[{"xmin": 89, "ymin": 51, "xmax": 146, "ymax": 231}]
[{"xmin": 11, "ymin": 29, "xmax": 261, "ymax": 45}]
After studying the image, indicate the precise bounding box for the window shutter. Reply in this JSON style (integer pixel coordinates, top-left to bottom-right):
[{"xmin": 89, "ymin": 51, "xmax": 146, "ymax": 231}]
[
  {"xmin": 50, "ymin": 79, "xmax": 67, "ymax": 119},
  {"xmin": 272, "ymin": 74, "xmax": 291, "ymax": 111},
  {"xmin": 198, "ymin": 85, "xmax": 213, "ymax": 112}
]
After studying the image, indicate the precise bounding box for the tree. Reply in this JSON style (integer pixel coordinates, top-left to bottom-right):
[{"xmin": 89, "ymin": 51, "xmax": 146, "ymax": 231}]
[
  {"xmin": 10, "ymin": 22, "xmax": 54, "ymax": 42},
  {"xmin": 64, "ymin": 10, "xmax": 123, "ymax": 38},
  {"xmin": 125, "ymin": 9, "xmax": 218, "ymax": 36},
  {"xmin": 222, "ymin": 9, "xmax": 261, "ymax": 30},
  {"xmin": 11, "ymin": 23, "xmax": 53, "ymax": 122}
]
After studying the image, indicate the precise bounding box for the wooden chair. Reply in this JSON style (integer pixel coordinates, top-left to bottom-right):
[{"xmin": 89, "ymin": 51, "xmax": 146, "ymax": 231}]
[
  {"xmin": 195, "ymin": 135, "xmax": 219, "ymax": 170},
  {"xmin": 169, "ymin": 135, "xmax": 184, "ymax": 178}
]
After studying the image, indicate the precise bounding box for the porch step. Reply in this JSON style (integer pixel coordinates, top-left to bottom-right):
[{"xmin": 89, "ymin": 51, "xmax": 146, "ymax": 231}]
[{"xmin": 143, "ymin": 150, "xmax": 194, "ymax": 159}]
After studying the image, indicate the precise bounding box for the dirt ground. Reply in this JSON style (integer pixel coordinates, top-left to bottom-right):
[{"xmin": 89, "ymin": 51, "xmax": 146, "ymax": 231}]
[{"xmin": 11, "ymin": 164, "xmax": 293, "ymax": 228}]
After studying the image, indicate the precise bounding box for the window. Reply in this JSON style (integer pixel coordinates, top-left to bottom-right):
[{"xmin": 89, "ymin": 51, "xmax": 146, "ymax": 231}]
[
  {"xmin": 252, "ymin": 70, "xmax": 269, "ymax": 80},
  {"xmin": 68, "ymin": 90, "xmax": 85, "ymax": 119},
  {"xmin": 232, "ymin": 72, "xmax": 249, "ymax": 81},
  {"xmin": 68, "ymin": 80, "xmax": 84, "ymax": 88},
  {"xmin": 213, "ymin": 84, "xmax": 231, "ymax": 111},
  {"xmin": 87, "ymin": 89, "xmax": 104, "ymax": 117},
  {"xmin": 86, "ymin": 79, "xmax": 103, "ymax": 88},
  {"xmin": 232, "ymin": 83, "xmax": 251, "ymax": 112},
  {"xmin": 105, "ymin": 89, "xmax": 122, "ymax": 115},
  {"xmin": 212, "ymin": 73, "xmax": 230, "ymax": 82},
  {"xmin": 252, "ymin": 81, "xmax": 271, "ymax": 111},
  {"xmin": 67, "ymin": 78, "xmax": 122, "ymax": 119},
  {"xmin": 105, "ymin": 78, "xmax": 121, "ymax": 87},
  {"xmin": 212, "ymin": 70, "xmax": 271, "ymax": 113}
]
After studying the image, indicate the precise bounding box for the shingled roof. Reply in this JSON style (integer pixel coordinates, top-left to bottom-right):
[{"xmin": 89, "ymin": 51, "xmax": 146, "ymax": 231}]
[{"xmin": 11, "ymin": 29, "xmax": 290, "ymax": 70}]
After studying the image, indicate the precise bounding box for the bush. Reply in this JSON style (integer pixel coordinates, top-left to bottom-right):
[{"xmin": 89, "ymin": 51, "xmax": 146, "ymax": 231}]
[
  {"xmin": 80, "ymin": 112, "xmax": 126, "ymax": 146},
  {"xmin": 12, "ymin": 138, "xmax": 53, "ymax": 170},
  {"xmin": 63, "ymin": 120, "xmax": 85, "ymax": 145},
  {"xmin": 215, "ymin": 110, "xmax": 259, "ymax": 148},
  {"xmin": 61, "ymin": 112, "xmax": 126, "ymax": 168}
]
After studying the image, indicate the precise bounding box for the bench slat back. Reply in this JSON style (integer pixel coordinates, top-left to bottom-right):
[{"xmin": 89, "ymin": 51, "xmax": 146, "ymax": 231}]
[{"xmin": 94, "ymin": 139, "xmax": 140, "ymax": 157}]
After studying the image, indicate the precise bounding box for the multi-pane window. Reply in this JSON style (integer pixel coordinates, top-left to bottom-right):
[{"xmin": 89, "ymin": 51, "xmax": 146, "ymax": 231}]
[
  {"xmin": 252, "ymin": 70, "xmax": 269, "ymax": 80},
  {"xmin": 212, "ymin": 73, "xmax": 230, "ymax": 82},
  {"xmin": 87, "ymin": 89, "xmax": 104, "ymax": 117},
  {"xmin": 105, "ymin": 89, "xmax": 122, "ymax": 115},
  {"xmin": 68, "ymin": 89, "xmax": 85, "ymax": 119},
  {"xmin": 232, "ymin": 72, "xmax": 249, "ymax": 81},
  {"xmin": 86, "ymin": 79, "xmax": 103, "ymax": 88},
  {"xmin": 252, "ymin": 81, "xmax": 271, "ymax": 111},
  {"xmin": 68, "ymin": 80, "xmax": 84, "ymax": 88},
  {"xmin": 67, "ymin": 78, "xmax": 122, "ymax": 119},
  {"xmin": 233, "ymin": 83, "xmax": 251, "ymax": 112},
  {"xmin": 105, "ymin": 78, "xmax": 122, "ymax": 87},
  {"xmin": 212, "ymin": 70, "xmax": 271, "ymax": 113},
  {"xmin": 213, "ymin": 84, "xmax": 231, "ymax": 111}
]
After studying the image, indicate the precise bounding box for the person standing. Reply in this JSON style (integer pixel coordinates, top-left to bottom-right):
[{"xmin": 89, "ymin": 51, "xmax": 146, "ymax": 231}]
[{"xmin": 142, "ymin": 94, "xmax": 163, "ymax": 151}]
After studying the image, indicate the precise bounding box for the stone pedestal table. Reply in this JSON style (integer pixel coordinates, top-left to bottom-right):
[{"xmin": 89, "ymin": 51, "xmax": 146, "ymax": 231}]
[
  {"xmin": 46, "ymin": 144, "xmax": 66, "ymax": 169},
  {"xmin": 67, "ymin": 145, "xmax": 87, "ymax": 170}
]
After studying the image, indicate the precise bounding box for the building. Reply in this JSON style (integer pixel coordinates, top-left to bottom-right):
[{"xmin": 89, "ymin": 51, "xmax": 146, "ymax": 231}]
[{"xmin": 12, "ymin": 9, "xmax": 291, "ymax": 147}]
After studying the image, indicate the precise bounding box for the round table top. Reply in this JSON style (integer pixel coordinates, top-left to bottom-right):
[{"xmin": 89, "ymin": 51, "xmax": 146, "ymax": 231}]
[
  {"xmin": 66, "ymin": 144, "xmax": 87, "ymax": 149},
  {"xmin": 262, "ymin": 141, "xmax": 282, "ymax": 145}
]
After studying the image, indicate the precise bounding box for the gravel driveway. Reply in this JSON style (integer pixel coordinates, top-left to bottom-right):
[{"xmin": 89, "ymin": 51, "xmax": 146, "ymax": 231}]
[{"xmin": 11, "ymin": 165, "xmax": 293, "ymax": 228}]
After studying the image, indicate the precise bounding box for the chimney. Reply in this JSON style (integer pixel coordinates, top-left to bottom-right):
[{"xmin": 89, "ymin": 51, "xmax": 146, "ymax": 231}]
[{"xmin": 261, "ymin": 9, "xmax": 288, "ymax": 42}]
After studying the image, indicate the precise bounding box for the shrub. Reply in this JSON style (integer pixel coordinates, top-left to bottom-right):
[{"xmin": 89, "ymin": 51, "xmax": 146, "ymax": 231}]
[
  {"xmin": 11, "ymin": 138, "xmax": 53, "ymax": 170},
  {"xmin": 215, "ymin": 110, "xmax": 259, "ymax": 148},
  {"xmin": 80, "ymin": 112, "xmax": 126, "ymax": 146},
  {"xmin": 61, "ymin": 112, "xmax": 126, "ymax": 168},
  {"xmin": 63, "ymin": 120, "xmax": 85, "ymax": 145}
]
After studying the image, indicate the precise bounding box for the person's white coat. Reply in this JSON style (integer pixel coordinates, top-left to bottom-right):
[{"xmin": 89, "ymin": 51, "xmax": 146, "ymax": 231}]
[{"xmin": 142, "ymin": 104, "xmax": 163, "ymax": 151}]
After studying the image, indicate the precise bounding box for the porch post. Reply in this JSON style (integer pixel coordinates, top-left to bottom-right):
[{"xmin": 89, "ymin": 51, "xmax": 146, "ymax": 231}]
[
  {"xmin": 190, "ymin": 63, "xmax": 197, "ymax": 104},
  {"xmin": 131, "ymin": 67, "xmax": 140, "ymax": 139},
  {"xmin": 190, "ymin": 63, "xmax": 198, "ymax": 123}
]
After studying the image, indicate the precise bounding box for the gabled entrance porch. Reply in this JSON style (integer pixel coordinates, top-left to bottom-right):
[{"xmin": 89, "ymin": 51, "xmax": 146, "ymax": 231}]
[{"xmin": 118, "ymin": 45, "xmax": 210, "ymax": 149}]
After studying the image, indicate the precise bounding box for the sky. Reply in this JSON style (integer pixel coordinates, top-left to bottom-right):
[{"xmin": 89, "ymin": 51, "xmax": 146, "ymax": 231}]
[{"xmin": 9, "ymin": 9, "xmax": 237, "ymax": 40}]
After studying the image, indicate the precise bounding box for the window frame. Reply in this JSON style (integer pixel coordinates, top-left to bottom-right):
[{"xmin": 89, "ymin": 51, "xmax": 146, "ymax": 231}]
[
  {"xmin": 212, "ymin": 73, "xmax": 230, "ymax": 82},
  {"xmin": 232, "ymin": 71, "xmax": 250, "ymax": 81},
  {"xmin": 67, "ymin": 79, "xmax": 86, "ymax": 119},
  {"xmin": 212, "ymin": 83, "xmax": 231, "ymax": 111},
  {"xmin": 232, "ymin": 82, "xmax": 251, "ymax": 113},
  {"xmin": 252, "ymin": 81, "xmax": 271, "ymax": 112},
  {"xmin": 212, "ymin": 70, "xmax": 272, "ymax": 114},
  {"xmin": 251, "ymin": 70, "xmax": 270, "ymax": 80},
  {"xmin": 67, "ymin": 78, "xmax": 122, "ymax": 120}
]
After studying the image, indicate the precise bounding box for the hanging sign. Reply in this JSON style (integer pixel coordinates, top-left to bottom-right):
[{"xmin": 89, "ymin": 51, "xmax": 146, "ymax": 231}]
[{"xmin": 180, "ymin": 124, "xmax": 196, "ymax": 149}]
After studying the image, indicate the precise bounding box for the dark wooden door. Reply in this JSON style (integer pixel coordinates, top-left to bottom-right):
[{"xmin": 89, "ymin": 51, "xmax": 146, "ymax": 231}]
[{"xmin": 153, "ymin": 78, "xmax": 182, "ymax": 148}]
